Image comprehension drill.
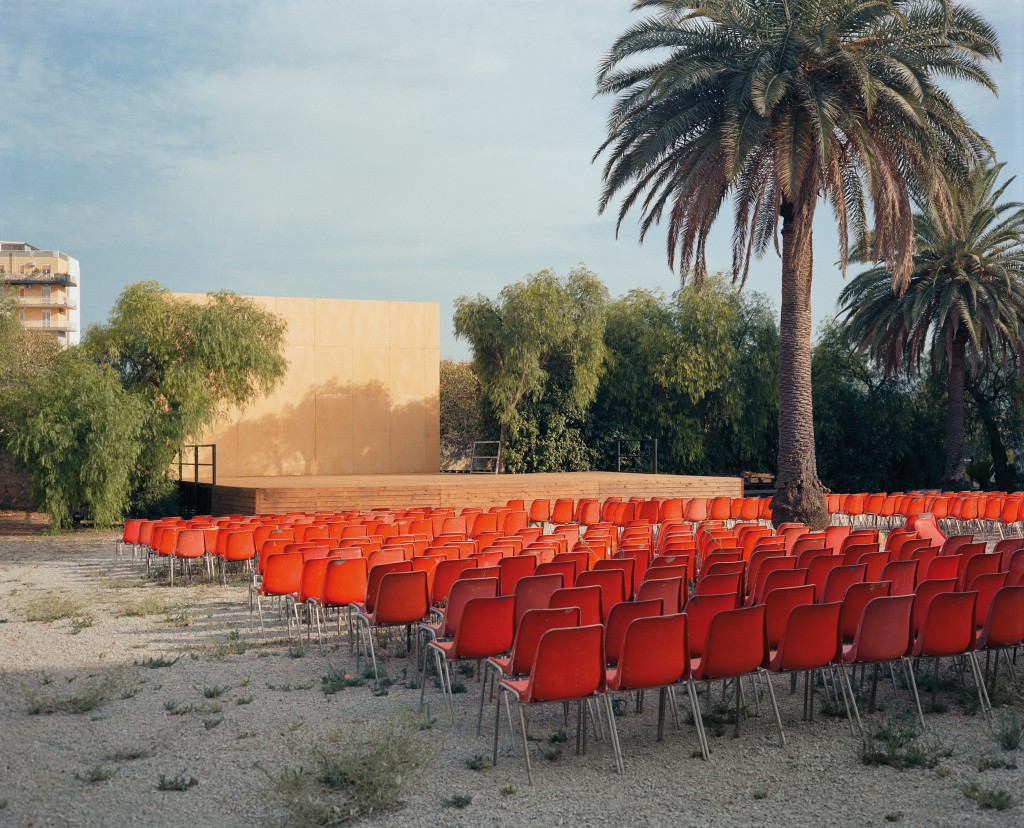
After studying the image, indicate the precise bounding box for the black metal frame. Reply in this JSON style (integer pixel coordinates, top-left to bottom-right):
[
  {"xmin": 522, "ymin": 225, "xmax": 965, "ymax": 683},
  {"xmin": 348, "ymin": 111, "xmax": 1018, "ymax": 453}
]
[
  {"xmin": 615, "ymin": 438, "xmax": 658, "ymax": 474},
  {"xmin": 175, "ymin": 444, "xmax": 217, "ymax": 517}
]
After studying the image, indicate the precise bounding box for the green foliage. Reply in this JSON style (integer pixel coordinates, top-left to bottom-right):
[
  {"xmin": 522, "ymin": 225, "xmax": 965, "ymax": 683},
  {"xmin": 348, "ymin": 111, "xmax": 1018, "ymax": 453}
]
[
  {"xmin": 591, "ymin": 278, "xmax": 777, "ymax": 475},
  {"xmin": 3, "ymin": 350, "xmax": 145, "ymax": 529},
  {"xmin": 83, "ymin": 282, "xmax": 288, "ymax": 512},
  {"xmin": 439, "ymin": 360, "xmax": 485, "ymax": 439},
  {"xmin": 454, "ymin": 266, "xmax": 608, "ymax": 472},
  {"xmin": 961, "ymin": 782, "xmax": 1016, "ymax": 811},
  {"xmin": 0, "ymin": 296, "xmax": 60, "ymax": 433}
]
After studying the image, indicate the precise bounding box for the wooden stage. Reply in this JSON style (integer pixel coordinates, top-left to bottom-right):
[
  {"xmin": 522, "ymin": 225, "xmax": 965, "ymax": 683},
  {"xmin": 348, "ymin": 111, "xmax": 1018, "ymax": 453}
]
[{"xmin": 210, "ymin": 472, "xmax": 743, "ymax": 516}]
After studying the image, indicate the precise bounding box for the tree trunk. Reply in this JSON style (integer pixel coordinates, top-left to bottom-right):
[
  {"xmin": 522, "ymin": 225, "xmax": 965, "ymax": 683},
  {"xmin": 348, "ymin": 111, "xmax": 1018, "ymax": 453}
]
[
  {"xmin": 942, "ymin": 335, "xmax": 969, "ymax": 489},
  {"xmin": 771, "ymin": 199, "xmax": 829, "ymax": 530},
  {"xmin": 972, "ymin": 394, "xmax": 1015, "ymax": 491}
]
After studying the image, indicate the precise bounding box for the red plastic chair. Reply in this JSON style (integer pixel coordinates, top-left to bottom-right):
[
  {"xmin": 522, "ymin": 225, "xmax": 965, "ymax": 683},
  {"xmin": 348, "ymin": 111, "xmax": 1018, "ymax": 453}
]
[
  {"xmin": 764, "ymin": 585, "xmax": 816, "ymax": 653},
  {"xmin": 767, "ymin": 601, "xmax": 844, "ymax": 731},
  {"xmin": 839, "ymin": 581, "xmax": 891, "ymax": 644},
  {"xmin": 690, "ymin": 606, "xmax": 784, "ymax": 755},
  {"xmin": 575, "ymin": 569, "xmax": 626, "ymax": 621},
  {"xmin": 970, "ymin": 572, "xmax": 1008, "ymax": 631},
  {"xmin": 321, "ymin": 558, "xmax": 368, "ymax": 643},
  {"xmin": 913, "ymin": 591, "xmax": 987, "ymax": 715},
  {"xmin": 291, "ymin": 556, "xmax": 334, "ymax": 646},
  {"xmin": 355, "ymin": 570, "xmax": 430, "ymax": 688},
  {"xmin": 171, "ymin": 529, "xmax": 206, "ymax": 586},
  {"xmin": 549, "ymin": 585, "xmax": 603, "ymax": 627},
  {"xmin": 427, "ymin": 595, "xmax": 515, "ymax": 724},
  {"xmin": 922, "ymin": 555, "xmax": 959, "ymax": 581},
  {"xmin": 534, "ymin": 560, "xmax": 577, "ymax": 585},
  {"xmin": 880, "ymin": 560, "xmax": 918, "ymax": 596},
  {"xmin": 493, "ymin": 625, "xmax": 622, "ymax": 783},
  {"xmin": 221, "ymin": 530, "xmax": 257, "ymax": 584},
  {"xmin": 604, "ymin": 599, "xmax": 662, "ymax": 668},
  {"xmin": 975, "ymin": 586, "xmax": 1024, "ymax": 696},
  {"xmin": 497, "ymin": 555, "xmax": 536, "ymax": 596},
  {"xmin": 684, "ymin": 593, "xmax": 738, "ymax": 662},
  {"xmin": 253, "ymin": 552, "xmax": 303, "ymax": 635},
  {"xmin": 635, "ymin": 576, "xmax": 686, "ymax": 614},
  {"xmin": 419, "ymin": 577, "xmax": 499, "ymax": 663},
  {"xmin": 820, "ymin": 564, "xmax": 868, "ymax": 604},
  {"xmin": 362, "ymin": 560, "xmax": 413, "ymax": 614},
  {"xmin": 960, "ymin": 553, "xmax": 1001, "ymax": 591},
  {"xmin": 593, "ymin": 558, "xmax": 636, "ymax": 600},
  {"xmin": 912, "ymin": 578, "xmax": 958, "ymax": 641},
  {"xmin": 607, "ymin": 613, "xmax": 697, "ymax": 747},
  {"xmin": 745, "ymin": 556, "xmax": 798, "ymax": 605},
  {"xmin": 839, "ymin": 595, "xmax": 923, "ymax": 731},
  {"xmin": 643, "ymin": 564, "xmax": 689, "ymax": 584},
  {"xmin": 513, "ymin": 574, "xmax": 565, "ymax": 627}
]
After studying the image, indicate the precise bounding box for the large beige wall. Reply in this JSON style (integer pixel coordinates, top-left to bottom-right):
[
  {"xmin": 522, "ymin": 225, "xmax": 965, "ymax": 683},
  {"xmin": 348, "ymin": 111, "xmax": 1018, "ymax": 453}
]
[{"xmin": 179, "ymin": 295, "xmax": 440, "ymax": 478}]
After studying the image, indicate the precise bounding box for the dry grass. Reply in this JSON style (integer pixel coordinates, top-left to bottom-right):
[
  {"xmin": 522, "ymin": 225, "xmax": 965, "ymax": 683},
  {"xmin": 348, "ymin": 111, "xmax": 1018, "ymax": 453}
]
[{"xmin": 19, "ymin": 592, "xmax": 86, "ymax": 623}]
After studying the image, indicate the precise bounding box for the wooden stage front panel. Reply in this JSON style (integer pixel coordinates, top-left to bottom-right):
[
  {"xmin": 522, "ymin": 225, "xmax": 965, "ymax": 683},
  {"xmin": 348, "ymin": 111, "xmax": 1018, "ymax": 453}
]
[{"xmin": 210, "ymin": 472, "xmax": 743, "ymax": 516}]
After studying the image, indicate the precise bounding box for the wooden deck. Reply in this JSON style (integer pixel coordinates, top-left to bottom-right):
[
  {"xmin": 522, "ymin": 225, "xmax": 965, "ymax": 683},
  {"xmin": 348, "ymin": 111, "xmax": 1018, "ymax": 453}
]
[{"xmin": 210, "ymin": 472, "xmax": 743, "ymax": 516}]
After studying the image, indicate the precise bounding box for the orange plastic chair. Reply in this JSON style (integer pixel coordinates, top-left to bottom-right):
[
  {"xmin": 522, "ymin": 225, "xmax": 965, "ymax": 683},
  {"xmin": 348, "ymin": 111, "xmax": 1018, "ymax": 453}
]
[
  {"xmin": 534, "ymin": 560, "xmax": 577, "ymax": 585},
  {"xmin": 764, "ymin": 584, "xmax": 816, "ymax": 653},
  {"xmin": 418, "ymin": 576, "xmax": 499, "ymax": 676},
  {"xmin": 593, "ymin": 558, "xmax": 636, "ymax": 600},
  {"xmin": 753, "ymin": 567, "xmax": 809, "ymax": 606},
  {"xmin": 695, "ymin": 572, "xmax": 742, "ymax": 598},
  {"xmin": 321, "ymin": 558, "xmax": 368, "ymax": 643},
  {"xmin": 549, "ymin": 585, "xmax": 603, "ymax": 627},
  {"xmin": 254, "ymin": 553, "xmax": 303, "ymax": 635},
  {"xmin": 839, "ymin": 581, "xmax": 891, "ymax": 644},
  {"xmin": 493, "ymin": 625, "xmax": 622, "ymax": 783},
  {"xmin": 171, "ymin": 529, "xmax": 206, "ymax": 586},
  {"xmin": 767, "ymin": 601, "xmax": 843, "ymax": 730},
  {"xmin": 607, "ymin": 613, "xmax": 696, "ymax": 747},
  {"xmin": 604, "ymin": 600, "xmax": 662, "ymax": 668},
  {"xmin": 746, "ymin": 556, "xmax": 797, "ymax": 604},
  {"xmin": 690, "ymin": 605, "xmax": 784, "ymax": 754},
  {"xmin": 643, "ymin": 564, "xmax": 689, "ymax": 585},
  {"xmin": 550, "ymin": 498, "xmax": 575, "ymax": 525},
  {"xmin": 635, "ymin": 576, "xmax": 686, "ymax": 614},
  {"xmin": 427, "ymin": 595, "xmax": 516, "ymax": 724},
  {"xmin": 221, "ymin": 530, "xmax": 257, "ymax": 584},
  {"xmin": 362, "ymin": 560, "xmax": 413, "ymax": 614},
  {"xmin": 912, "ymin": 578, "xmax": 958, "ymax": 641},
  {"xmin": 975, "ymin": 586, "xmax": 1024, "ymax": 697},
  {"xmin": 820, "ymin": 564, "xmax": 868, "ymax": 604},
  {"xmin": 430, "ymin": 558, "xmax": 477, "ymax": 606},
  {"xmin": 496, "ymin": 555, "xmax": 536, "ymax": 596},
  {"xmin": 880, "ymin": 559, "xmax": 918, "ymax": 596},
  {"xmin": 355, "ymin": 570, "xmax": 430, "ymax": 688},
  {"xmin": 575, "ymin": 569, "xmax": 626, "ymax": 621},
  {"xmin": 684, "ymin": 593, "xmax": 738, "ymax": 662},
  {"xmin": 970, "ymin": 572, "xmax": 1008, "ymax": 631},
  {"xmin": 512, "ymin": 574, "xmax": 564, "ymax": 627},
  {"xmin": 839, "ymin": 595, "xmax": 923, "ymax": 731},
  {"xmin": 913, "ymin": 591, "xmax": 987, "ymax": 715}
]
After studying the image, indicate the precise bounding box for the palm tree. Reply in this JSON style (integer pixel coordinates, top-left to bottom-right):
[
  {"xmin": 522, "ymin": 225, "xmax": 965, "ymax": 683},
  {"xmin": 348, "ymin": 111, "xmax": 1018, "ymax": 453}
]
[
  {"xmin": 839, "ymin": 161, "xmax": 1024, "ymax": 488},
  {"xmin": 594, "ymin": 0, "xmax": 998, "ymax": 527}
]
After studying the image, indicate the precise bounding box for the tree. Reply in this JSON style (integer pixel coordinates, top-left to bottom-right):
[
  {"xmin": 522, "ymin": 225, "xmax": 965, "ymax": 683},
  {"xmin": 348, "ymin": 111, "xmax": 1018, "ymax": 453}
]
[
  {"xmin": 453, "ymin": 266, "xmax": 608, "ymax": 470},
  {"xmin": 839, "ymin": 162, "xmax": 1024, "ymax": 488},
  {"xmin": 0, "ymin": 297, "xmax": 60, "ymax": 437},
  {"xmin": 595, "ymin": 0, "xmax": 998, "ymax": 527},
  {"xmin": 4, "ymin": 351, "xmax": 145, "ymax": 529},
  {"xmin": 439, "ymin": 360, "xmax": 489, "ymax": 470},
  {"xmin": 82, "ymin": 282, "xmax": 288, "ymax": 510}
]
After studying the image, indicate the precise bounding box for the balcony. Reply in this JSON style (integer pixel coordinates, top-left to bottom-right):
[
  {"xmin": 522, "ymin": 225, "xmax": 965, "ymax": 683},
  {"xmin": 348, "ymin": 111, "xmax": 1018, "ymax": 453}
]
[
  {"xmin": 1, "ymin": 271, "xmax": 77, "ymax": 286},
  {"xmin": 20, "ymin": 320, "xmax": 77, "ymax": 333},
  {"xmin": 15, "ymin": 296, "xmax": 78, "ymax": 309}
]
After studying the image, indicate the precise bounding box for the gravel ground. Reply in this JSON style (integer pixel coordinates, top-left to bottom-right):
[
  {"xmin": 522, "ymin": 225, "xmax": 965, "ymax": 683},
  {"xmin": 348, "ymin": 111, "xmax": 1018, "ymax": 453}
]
[{"xmin": 0, "ymin": 529, "xmax": 1022, "ymax": 828}]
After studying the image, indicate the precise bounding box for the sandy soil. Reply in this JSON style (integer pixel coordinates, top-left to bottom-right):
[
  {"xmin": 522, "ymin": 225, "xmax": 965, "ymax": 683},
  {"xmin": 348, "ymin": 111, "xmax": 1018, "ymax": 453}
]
[{"xmin": 0, "ymin": 530, "xmax": 1021, "ymax": 828}]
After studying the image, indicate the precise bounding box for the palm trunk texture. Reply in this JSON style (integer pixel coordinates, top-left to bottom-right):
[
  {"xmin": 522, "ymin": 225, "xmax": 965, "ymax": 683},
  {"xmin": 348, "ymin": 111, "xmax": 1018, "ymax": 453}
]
[
  {"xmin": 771, "ymin": 200, "xmax": 829, "ymax": 530},
  {"xmin": 942, "ymin": 335, "xmax": 968, "ymax": 488}
]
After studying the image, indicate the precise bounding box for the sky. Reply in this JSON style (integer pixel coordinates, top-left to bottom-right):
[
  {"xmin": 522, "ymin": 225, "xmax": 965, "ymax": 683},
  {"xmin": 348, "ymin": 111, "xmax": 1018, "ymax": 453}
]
[{"xmin": 2, "ymin": 0, "xmax": 1023, "ymax": 358}]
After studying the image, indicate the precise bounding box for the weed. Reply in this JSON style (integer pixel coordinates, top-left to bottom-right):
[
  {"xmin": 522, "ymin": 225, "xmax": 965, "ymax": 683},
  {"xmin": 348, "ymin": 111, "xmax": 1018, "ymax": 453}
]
[
  {"xmin": 164, "ymin": 699, "xmax": 187, "ymax": 715},
  {"xmin": 449, "ymin": 678, "xmax": 467, "ymax": 695},
  {"xmin": 26, "ymin": 672, "xmax": 122, "ymax": 715},
  {"xmin": 611, "ymin": 698, "xmax": 628, "ymax": 717},
  {"xmin": 114, "ymin": 595, "xmax": 179, "ymax": 618},
  {"xmin": 210, "ymin": 631, "xmax": 248, "ymax": 658},
  {"xmin": 157, "ymin": 772, "xmax": 199, "ymax": 792},
  {"xmin": 458, "ymin": 662, "xmax": 475, "ymax": 678},
  {"xmin": 138, "ymin": 655, "xmax": 179, "ymax": 669},
  {"xmin": 752, "ymin": 790, "xmax": 768, "ymax": 800},
  {"xmin": 978, "ymin": 756, "xmax": 1018, "ymax": 771},
  {"xmin": 548, "ymin": 730, "xmax": 568, "ymax": 744},
  {"xmin": 321, "ymin": 667, "xmax": 365, "ymax": 695},
  {"xmin": 75, "ymin": 764, "xmax": 118, "ymax": 784},
  {"xmin": 287, "ymin": 644, "xmax": 306, "ymax": 659},
  {"xmin": 287, "ymin": 718, "xmax": 305, "ymax": 733},
  {"xmin": 936, "ymin": 766, "xmax": 952, "ymax": 778},
  {"xmin": 961, "ymin": 782, "xmax": 1016, "ymax": 810},
  {"xmin": 924, "ymin": 702, "xmax": 948, "ymax": 714},
  {"xmin": 236, "ymin": 696, "xmax": 255, "ymax": 706},
  {"xmin": 499, "ymin": 786, "xmax": 515, "ymax": 797},
  {"xmin": 237, "ymin": 731, "xmax": 257, "ymax": 740},
  {"xmin": 203, "ymin": 716, "xmax": 224, "ymax": 730},
  {"xmin": 201, "ymin": 685, "xmax": 229, "ymax": 699},
  {"xmin": 21, "ymin": 593, "xmax": 84, "ymax": 622},
  {"xmin": 360, "ymin": 666, "xmax": 378, "ymax": 680},
  {"xmin": 543, "ymin": 747, "xmax": 562, "ymax": 762},
  {"xmin": 69, "ymin": 616, "xmax": 94, "ymax": 635},
  {"xmin": 991, "ymin": 710, "xmax": 1023, "ymax": 751},
  {"xmin": 884, "ymin": 812, "xmax": 904, "ymax": 822},
  {"xmin": 120, "ymin": 684, "xmax": 142, "ymax": 700},
  {"xmin": 104, "ymin": 745, "xmax": 154, "ymax": 762},
  {"xmin": 268, "ymin": 713, "xmax": 437, "ymax": 825},
  {"xmin": 266, "ymin": 682, "xmax": 314, "ymax": 692},
  {"xmin": 197, "ymin": 701, "xmax": 223, "ymax": 714},
  {"xmin": 442, "ymin": 794, "xmax": 472, "ymax": 809},
  {"xmin": 165, "ymin": 611, "xmax": 192, "ymax": 628},
  {"xmin": 859, "ymin": 717, "xmax": 950, "ymax": 770},
  {"xmin": 465, "ymin": 755, "xmax": 492, "ymax": 771}
]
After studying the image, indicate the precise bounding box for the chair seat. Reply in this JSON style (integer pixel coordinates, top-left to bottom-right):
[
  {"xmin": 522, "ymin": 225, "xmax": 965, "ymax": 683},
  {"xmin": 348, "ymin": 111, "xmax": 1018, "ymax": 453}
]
[
  {"xmin": 488, "ymin": 655, "xmax": 513, "ymax": 676},
  {"xmin": 499, "ymin": 677, "xmax": 530, "ymax": 701},
  {"xmin": 605, "ymin": 666, "xmax": 623, "ymax": 691}
]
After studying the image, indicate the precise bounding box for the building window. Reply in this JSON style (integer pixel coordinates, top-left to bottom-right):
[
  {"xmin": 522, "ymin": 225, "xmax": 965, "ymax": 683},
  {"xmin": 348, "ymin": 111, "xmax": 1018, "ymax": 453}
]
[
  {"xmin": 41, "ymin": 310, "xmax": 51, "ymax": 328},
  {"xmin": 41, "ymin": 286, "xmax": 51, "ymax": 302},
  {"xmin": 19, "ymin": 287, "xmax": 26, "ymax": 299},
  {"xmin": 18, "ymin": 310, "xmax": 25, "ymax": 322}
]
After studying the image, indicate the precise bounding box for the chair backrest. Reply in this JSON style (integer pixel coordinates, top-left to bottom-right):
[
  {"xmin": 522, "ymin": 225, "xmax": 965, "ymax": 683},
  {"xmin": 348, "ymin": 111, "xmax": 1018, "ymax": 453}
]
[
  {"xmin": 513, "ymin": 574, "xmax": 565, "ymax": 627},
  {"xmin": 322, "ymin": 558, "xmax": 368, "ymax": 607},
  {"xmin": 365, "ymin": 560, "xmax": 413, "ymax": 613},
  {"xmin": 912, "ymin": 578, "xmax": 958, "ymax": 638},
  {"xmin": 849, "ymin": 595, "xmax": 914, "ymax": 663},
  {"xmin": 373, "ymin": 571, "xmax": 430, "ymax": 625},
  {"xmin": 224, "ymin": 530, "xmax": 257, "ymax": 562},
  {"xmin": 524, "ymin": 625, "xmax": 605, "ymax": 702},
  {"xmin": 593, "ymin": 558, "xmax": 636, "ymax": 600},
  {"xmin": 993, "ymin": 539, "xmax": 1024, "ymax": 570},
  {"xmin": 971, "ymin": 572, "xmax": 1008, "ymax": 628},
  {"xmin": 298, "ymin": 557, "xmax": 333, "ymax": 603},
  {"xmin": 960, "ymin": 553, "xmax": 1001, "ymax": 590},
  {"xmin": 839, "ymin": 581, "xmax": 892, "ymax": 642},
  {"xmin": 820, "ymin": 563, "xmax": 868, "ymax": 604},
  {"xmin": 695, "ymin": 572, "xmax": 743, "ymax": 598},
  {"xmin": 764, "ymin": 584, "xmax": 816, "ymax": 650},
  {"xmin": 880, "ymin": 560, "xmax": 918, "ymax": 596},
  {"xmin": 923, "ymin": 553, "xmax": 960, "ymax": 581},
  {"xmin": 508, "ymin": 607, "xmax": 580, "ymax": 675},
  {"xmin": 806, "ymin": 555, "xmax": 845, "ymax": 598},
  {"xmin": 916, "ymin": 591, "xmax": 978, "ymax": 659},
  {"xmin": 1009, "ymin": 549, "xmax": 1024, "ymax": 587},
  {"xmin": 699, "ymin": 606, "xmax": 766, "ymax": 679},
  {"xmin": 449, "ymin": 596, "xmax": 516, "ymax": 658},
  {"xmin": 174, "ymin": 529, "xmax": 206, "ymax": 558},
  {"xmin": 685, "ymin": 592, "xmax": 739, "ymax": 659},
  {"xmin": 534, "ymin": 560, "xmax": 576, "ymax": 585},
  {"xmin": 615, "ymin": 613, "xmax": 689, "ymax": 689},
  {"xmin": 635, "ymin": 576, "xmax": 686, "ymax": 614},
  {"xmin": 497, "ymin": 554, "xmax": 537, "ymax": 596},
  {"xmin": 940, "ymin": 534, "xmax": 974, "ymax": 557},
  {"xmin": 773, "ymin": 602, "xmax": 842, "ymax": 672},
  {"xmin": 978, "ymin": 585, "xmax": 1024, "ymax": 649},
  {"xmin": 574, "ymin": 569, "xmax": 626, "ymax": 621},
  {"xmin": 549, "ymin": 585, "xmax": 603, "ymax": 627},
  {"xmin": 550, "ymin": 498, "xmax": 575, "ymax": 525},
  {"xmin": 700, "ymin": 560, "xmax": 745, "ymax": 580},
  {"xmin": 643, "ymin": 564, "xmax": 688, "ymax": 583},
  {"xmin": 430, "ymin": 558, "xmax": 477, "ymax": 605},
  {"xmin": 441, "ymin": 577, "xmax": 500, "ymax": 638},
  {"xmin": 262, "ymin": 553, "xmax": 303, "ymax": 597},
  {"xmin": 604, "ymin": 599, "xmax": 662, "ymax": 666}
]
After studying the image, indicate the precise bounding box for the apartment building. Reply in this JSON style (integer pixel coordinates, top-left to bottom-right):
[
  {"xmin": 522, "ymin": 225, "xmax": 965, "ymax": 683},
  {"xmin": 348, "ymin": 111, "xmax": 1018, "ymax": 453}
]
[{"xmin": 0, "ymin": 241, "xmax": 81, "ymax": 346}]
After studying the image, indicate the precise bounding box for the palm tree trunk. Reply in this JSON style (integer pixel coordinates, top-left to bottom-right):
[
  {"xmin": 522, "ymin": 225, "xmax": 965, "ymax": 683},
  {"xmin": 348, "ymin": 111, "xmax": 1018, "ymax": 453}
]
[
  {"xmin": 771, "ymin": 199, "xmax": 829, "ymax": 530},
  {"xmin": 942, "ymin": 334, "xmax": 969, "ymax": 488}
]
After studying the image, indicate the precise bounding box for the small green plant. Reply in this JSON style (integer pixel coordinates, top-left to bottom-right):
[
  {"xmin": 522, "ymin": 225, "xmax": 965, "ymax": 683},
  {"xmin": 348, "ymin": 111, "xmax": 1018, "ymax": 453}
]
[
  {"xmin": 26, "ymin": 673, "xmax": 121, "ymax": 715},
  {"xmin": 449, "ymin": 678, "xmax": 468, "ymax": 694},
  {"xmin": 164, "ymin": 699, "xmax": 187, "ymax": 715},
  {"xmin": 197, "ymin": 701, "xmax": 223, "ymax": 715},
  {"xmin": 978, "ymin": 756, "xmax": 1018, "ymax": 771},
  {"xmin": 935, "ymin": 766, "xmax": 952, "ymax": 778},
  {"xmin": 209, "ymin": 631, "xmax": 248, "ymax": 658},
  {"xmin": 961, "ymin": 782, "xmax": 1016, "ymax": 810},
  {"xmin": 458, "ymin": 662, "xmax": 475, "ymax": 677},
  {"xmin": 286, "ymin": 644, "xmax": 306, "ymax": 659},
  {"xmin": 548, "ymin": 730, "xmax": 568, "ymax": 744},
  {"xmin": 321, "ymin": 666, "xmax": 365, "ymax": 695},
  {"xmin": 69, "ymin": 616, "xmax": 94, "ymax": 635},
  {"xmin": 543, "ymin": 747, "xmax": 562, "ymax": 762},
  {"xmin": 465, "ymin": 755, "xmax": 492, "ymax": 771},
  {"xmin": 21, "ymin": 592, "xmax": 84, "ymax": 622},
  {"xmin": 859, "ymin": 718, "xmax": 949, "ymax": 770},
  {"xmin": 75, "ymin": 764, "xmax": 117, "ymax": 784},
  {"xmin": 752, "ymin": 790, "xmax": 768, "ymax": 800},
  {"xmin": 499, "ymin": 785, "xmax": 515, "ymax": 796},
  {"xmin": 201, "ymin": 685, "xmax": 229, "ymax": 699},
  {"xmin": 265, "ymin": 681, "xmax": 314, "ymax": 692},
  {"xmin": 157, "ymin": 771, "xmax": 198, "ymax": 792},
  {"xmin": 236, "ymin": 696, "xmax": 254, "ymax": 706},
  {"xmin": 203, "ymin": 716, "xmax": 224, "ymax": 730},
  {"xmin": 104, "ymin": 745, "xmax": 154, "ymax": 761},
  {"xmin": 138, "ymin": 655, "xmax": 179, "ymax": 669},
  {"xmin": 991, "ymin": 710, "xmax": 1024, "ymax": 751},
  {"xmin": 884, "ymin": 812, "xmax": 904, "ymax": 822},
  {"xmin": 442, "ymin": 794, "xmax": 472, "ymax": 809}
]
